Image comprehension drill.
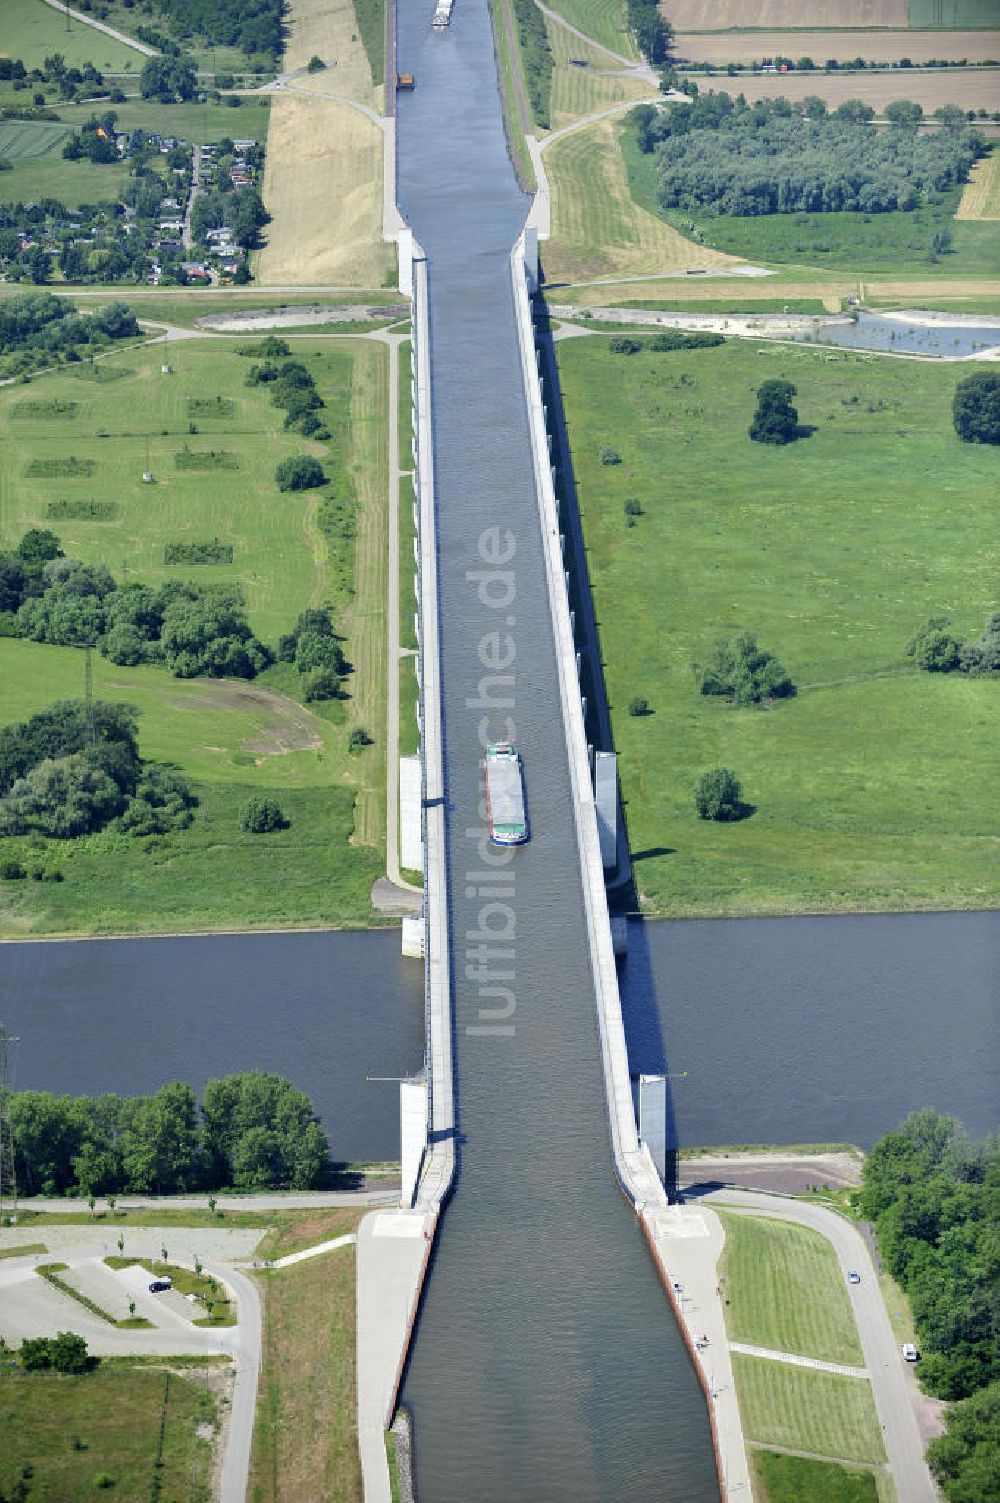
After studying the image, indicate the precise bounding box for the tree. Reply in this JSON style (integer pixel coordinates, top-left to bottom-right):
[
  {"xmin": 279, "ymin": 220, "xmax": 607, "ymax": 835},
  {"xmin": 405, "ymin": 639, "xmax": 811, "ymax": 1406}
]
[
  {"xmin": 749, "ymin": 379, "xmax": 800, "ymax": 445},
  {"xmin": 885, "ymin": 99, "xmax": 923, "ymax": 128},
  {"xmin": 275, "ymin": 456, "xmax": 325, "ymax": 492},
  {"xmin": 953, "ymin": 371, "xmax": 1000, "ymax": 445},
  {"xmin": 118, "ymin": 1083, "xmax": 202, "ymax": 1193},
  {"xmin": 906, "ymin": 619, "xmax": 962, "ymax": 673},
  {"xmin": 697, "ymin": 632, "xmax": 795, "ymax": 704},
  {"xmin": 0, "ymin": 754, "xmax": 125, "ymax": 838},
  {"xmin": 48, "ymin": 1331, "xmax": 91, "ymax": 1374},
  {"xmin": 695, "ymin": 767, "xmax": 747, "ymax": 821},
  {"xmin": 241, "ymin": 796, "xmax": 287, "ymax": 833},
  {"xmin": 928, "ymin": 1380, "xmax": 1000, "ymax": 1503},
  {"xmin": 201, "ymin": 1072, "xmax": 328, "ymax": 1189}
]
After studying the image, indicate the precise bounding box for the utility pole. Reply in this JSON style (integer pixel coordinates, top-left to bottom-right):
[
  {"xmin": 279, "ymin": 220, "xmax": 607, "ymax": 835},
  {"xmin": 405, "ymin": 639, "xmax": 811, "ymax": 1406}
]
[
  {"xmin": 0, "ymin": 1025, "xmax": 19, "ymax": 1226},
  {"xmin": 84, "ymin": 642, "xmax": 96, "ymax": 749}
]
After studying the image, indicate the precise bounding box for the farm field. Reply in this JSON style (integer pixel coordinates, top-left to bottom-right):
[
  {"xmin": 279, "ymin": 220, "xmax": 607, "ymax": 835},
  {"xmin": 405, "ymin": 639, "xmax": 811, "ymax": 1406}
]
[
  {"xmin": 732, "ymin": 1354, "xmax": 886, "ymax": 1466},
  {"xmin": 957, "ymin": 147, "xmax": 1000, "ymax": 216},
  {"xmin": 718, "ymin": 1214, "xmax": 863, "ymax": 1366},
  {"xmin": 0, "ymin": 332, "xmax": 390, "ymax": 937},
  {"xmin": 659, "ymin": 0, "xmax": 909, "ymax": 28},
  {"xmin": 544, "ymin": 0, "xmax": 638, "ymax": 59},
  {"xmin": 250, "ymin": 1244, "xmax": 362, "ymax": 1503},
  {"xmin": 0, "ymin": 1365, "xmax": 217, "ymax": 1502},
  {"xmin": 0, "ymin": 0, "xmax": 147, "ymax": 71},
  {"xmin": 621, "ymin": 123, "xmax": 1000, "ymax": 277},
  {"xmin": 543, "ymin": 116, "xmax": 736, "ymax": 282},
  {"xmin": 675, "ymin": 29, "xmax": 1000, "ymax": 62},
  {"xmin": 544, "ymin": 19, "xmax": 652, "ymax": 131},
  {"xmin": 726, "ymin": 66, "xmax": 1000, "ymax": 112},
  {"xmin": 554, "ymin": 335, "xmax": 1000, "ymax": 918}
]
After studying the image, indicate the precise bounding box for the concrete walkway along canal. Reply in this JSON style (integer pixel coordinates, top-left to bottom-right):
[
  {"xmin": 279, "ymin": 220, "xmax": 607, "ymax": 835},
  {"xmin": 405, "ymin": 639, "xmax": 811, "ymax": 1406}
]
[{"xmin": 394, "ymin": 2, "xmax": 720, "ymax": 1499}]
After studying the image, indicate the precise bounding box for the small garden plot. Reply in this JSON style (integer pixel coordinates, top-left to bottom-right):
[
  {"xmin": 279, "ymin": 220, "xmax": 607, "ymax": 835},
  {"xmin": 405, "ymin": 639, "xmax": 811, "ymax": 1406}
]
[
  {"xmin": 164, "ymin": 540, "xmax": 235, "ymax": 565},
  {"xmin": 174, "ymin": 448, "xmax": 240, "ymax": 471},
  {"xmin": 25, "ymin": 457, "xmax": 95, "ymax": 478},
  {"xmin": 46, "ymin": 500, "xmax": 119, "ymax": 521},
  {"xmin": 187, "ymin": 396, "xmax": 236, "ymax": 419},
  {"xmin": 11, "ymin": 400, "xmax": 79, "ymax": 420}
]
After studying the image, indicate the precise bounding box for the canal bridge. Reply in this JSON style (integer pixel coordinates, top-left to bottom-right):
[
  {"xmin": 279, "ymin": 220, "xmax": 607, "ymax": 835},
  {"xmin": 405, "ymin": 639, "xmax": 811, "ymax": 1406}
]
[{"xmin": 357, "ymin": 3, "xmax": 724, "ymax": 1501}]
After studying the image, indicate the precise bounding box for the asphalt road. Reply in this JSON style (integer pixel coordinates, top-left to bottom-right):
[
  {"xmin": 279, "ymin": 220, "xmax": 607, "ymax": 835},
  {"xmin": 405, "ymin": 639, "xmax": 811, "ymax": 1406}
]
[{"xmin": 704, "ymin": 1190, "xmax": 937, "ymax": 1503}]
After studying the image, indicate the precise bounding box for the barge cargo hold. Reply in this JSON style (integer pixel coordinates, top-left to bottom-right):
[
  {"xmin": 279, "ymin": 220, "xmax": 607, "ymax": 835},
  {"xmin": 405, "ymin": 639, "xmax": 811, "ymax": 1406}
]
[{"xmin": 484, "ymin": 742, "xmax": 528, "ymax": 846}]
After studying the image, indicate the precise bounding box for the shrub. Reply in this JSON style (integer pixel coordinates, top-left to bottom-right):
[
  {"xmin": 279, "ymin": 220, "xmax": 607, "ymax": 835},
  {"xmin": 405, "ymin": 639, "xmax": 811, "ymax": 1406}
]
[
  {"xmin": 94, "ymin": 1475, "xmax": 116, "ymax": 1490},
  {"xmin": 599, "ymin": 444, "xmax": 621, "ymax": 466},
  {"xmin": 241, "ymin": 796, "xmax": 287, "ymax": 833},
  {"xmin": 952, "ymin": 370, "xmax": 1000, "ymax": 445},
  {"xmin": 697, "ymin": 632, "xmax": 795, "ymax": 704},
  {"xmin": 303, "ymin": 667, "xmax": 341, "ymax": 702},
  {"xmin": 695, "ymin": 767, "xmax": 748, "ymax": 821},
  {"xmin": 624, "ymin": 499, "xmax": 643, "ymax": 524},
  {"xmin": 307, "ymin": 54, "xmax": 325, "ymax": 72},
  {"xmin": 627, "ymin": 696, "xmax": 650, "ymax": 716},
  {"xmin": 609, "ymin": 336, "xmax": 642, "ymax": 355},
  {"xmin": 1, "ymin": 859, "xmax": 27, "ymax": 880},
  {"xmin": 275, "ymin": 456, "xmax": 326, "ymax": 492},
  {"xmin": 749, "ymin": 379, "xmax": 800, "ymax": 445},
  {"xmin": 348, "ymin": 727, "xmax": 372, "ymax": 753}
]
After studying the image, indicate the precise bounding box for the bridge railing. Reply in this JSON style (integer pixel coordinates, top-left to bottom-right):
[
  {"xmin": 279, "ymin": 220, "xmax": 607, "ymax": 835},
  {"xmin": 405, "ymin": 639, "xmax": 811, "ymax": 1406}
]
[{"xmin": 509, "ymin": 233, "xmax": 667, "ymax": 1213}]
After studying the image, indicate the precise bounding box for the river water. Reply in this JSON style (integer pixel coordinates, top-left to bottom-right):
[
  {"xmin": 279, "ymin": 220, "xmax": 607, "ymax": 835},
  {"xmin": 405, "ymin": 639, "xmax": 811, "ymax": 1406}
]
[{"xmin": 793, "ymin": 310, "xmax": 1000, "ymax": 357}]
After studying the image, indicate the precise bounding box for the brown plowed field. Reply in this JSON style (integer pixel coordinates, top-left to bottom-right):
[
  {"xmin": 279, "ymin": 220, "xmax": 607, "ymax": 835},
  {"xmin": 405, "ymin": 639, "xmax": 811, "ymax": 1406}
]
[
  {"xmin": 676, "ymin": 29, "xmax": 1000, "ymax": 61},
  {"xmin": 720, "ymin": 66, "xmax": 1000, "ymax": 108},
  {"xmin": 661, "ymin": 0, "xmax": 908, "ymax": 29}
]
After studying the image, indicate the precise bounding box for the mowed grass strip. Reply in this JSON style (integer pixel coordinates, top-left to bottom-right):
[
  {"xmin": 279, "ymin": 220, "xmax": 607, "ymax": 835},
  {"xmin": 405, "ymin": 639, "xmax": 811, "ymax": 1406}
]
[
  {"xmin": 545, "ymin": 20, "xmax": 650, "ymax": 130},
  {"xmin": 719, "ymin": 1213, "xmax": 863, "ymax": 1366},
  {"xmin": 250, "ymin": 1247, "xmax": 361, "ymax": 1503},
  {"xmin": 956, "ymin": 149, "xmax": 1000, "ymax": 220},
  {"xmin": 0, "ymin": 0, "xmax": 147, "ymax": 70},
  {"xmin": 543, "ymin": 0, "xmax": 637, "ymax": 59},
  {"xmin": 555, "ymin": 336, "xmax": 1000, "ymax": 917},
  {"xmin": 732, "ymin": 1354, "xmax": 886, "ymax": 1466},
  {"xmin": 0, "ymin": 1367, "xmax": 216, "ymax": 1502},
  {"xmin": 544, "ymin": 116, "xmax": 734, "ymax": 282},
  {"xmin": 751, "ymin": 1449, "xmax": 881, "ymax": 1503}
]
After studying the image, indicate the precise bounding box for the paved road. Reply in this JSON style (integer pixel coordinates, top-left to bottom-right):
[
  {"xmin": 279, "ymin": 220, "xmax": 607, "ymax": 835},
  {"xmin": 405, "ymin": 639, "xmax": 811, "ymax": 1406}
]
[
  {"xmin": 729, "ymin": 1341, "xmax": 868, "ymax": 1379},
  {"xmin": 703, "ymin": 1190, "xmax": 937, "ymax": 1503},
  {"xmin": 39, "ymin": 0, "xmax": 156, "ymax": 56}
]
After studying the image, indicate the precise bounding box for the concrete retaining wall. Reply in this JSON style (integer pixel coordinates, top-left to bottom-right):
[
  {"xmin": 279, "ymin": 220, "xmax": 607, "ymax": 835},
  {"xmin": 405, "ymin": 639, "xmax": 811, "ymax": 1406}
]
[
  {"xmin": 509, "ymin": 235, "xmax": 666, "ymax": 1213},
  {"xmin": 411, "ymin": 248, "xmax": 456, "ymax": 1216}
]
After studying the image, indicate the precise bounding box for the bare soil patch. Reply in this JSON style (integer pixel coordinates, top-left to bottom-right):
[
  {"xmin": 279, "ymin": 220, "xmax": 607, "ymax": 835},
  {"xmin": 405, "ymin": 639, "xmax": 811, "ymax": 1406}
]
[
  {"xmin": 676, "ymin": 28, "xmax": 1000, "ymax": 61},
  {"xmin": 661, "ymin": 0, "xmax": 908, "ymax": 29},
  {"xmin": 164, "ymin": 681, "xmax": 323, "ymax": 757}
]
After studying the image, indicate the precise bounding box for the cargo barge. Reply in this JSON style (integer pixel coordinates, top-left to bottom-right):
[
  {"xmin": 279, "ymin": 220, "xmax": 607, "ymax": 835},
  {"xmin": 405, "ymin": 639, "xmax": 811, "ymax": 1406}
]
[{"xmin": 484, "ymin": 742, "xmax": 528, "ymax": 846}]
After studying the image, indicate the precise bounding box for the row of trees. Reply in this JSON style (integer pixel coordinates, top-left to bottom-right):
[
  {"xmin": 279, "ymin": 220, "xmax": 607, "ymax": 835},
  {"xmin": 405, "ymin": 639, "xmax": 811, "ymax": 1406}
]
[
  {"xmin": 0, "ymin": 700, "xmax": 195, "ymax": 840},
  {"xmin": 859, "ymin": 1110, "xmax": 999, "ymax": 1500},
  {"xmin": 1, "ymin": 527, "xmax": 273, "ymax": 680},
  {"xmin": 0, "ymin": 293, "xmax": 139, "ymax": 379},
  {"xmin": 512, "ymin": 0, "xmax": 553, "ymax": 131},
  {"xmin": 627, "ymin": 0, "xmax": 673, "ymax": 66},
  {"xmin": 631, "ymin": 93, "xmax": 985, "ymax": 216},
  {"xmin": 11, "ymin": 1072, "xmax": 330, "ymax": 1196},
  {"xmin": 247, "ymin": 356, "xmax": 329, "ymax": 437}
]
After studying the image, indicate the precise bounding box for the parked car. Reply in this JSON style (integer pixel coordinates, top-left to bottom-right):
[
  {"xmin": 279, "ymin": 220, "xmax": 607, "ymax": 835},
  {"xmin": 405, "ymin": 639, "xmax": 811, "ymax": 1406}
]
[
  {"xmin": 847, "ymin": 1270, "xmax": 861, "ymax": 1285},
  {"xmin": 902, "ymin": 1342, "xmax": 919, "ymax": 1362},
  {"xmin": 148, "ymin": 1277, "xmax": 172, "ymax": 1293}
]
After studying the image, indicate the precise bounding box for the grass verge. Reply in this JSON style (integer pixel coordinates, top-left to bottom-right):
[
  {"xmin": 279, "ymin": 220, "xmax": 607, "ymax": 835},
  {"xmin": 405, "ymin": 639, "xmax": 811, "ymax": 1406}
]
[
  {"xmin": 0, "ymin": 1366, "xmax": 217, "ymax": 1502},
  {"xmin": 253, "ymin": 1207, "xmax": 363, "ymax": 1262},
  {"xmin": 35, "ymin": 1262, "xmax": 152, "ymax": 1328},
  {"xmin": 0, "ymin": 1242, "xmax": 46, "ymax": 1260},
  {"xmin": 249, "ymin": 1247, "xmax": 361, "ymax": 1503},
  {"xmin": 732, "ymin": 1353, "xmax": 886, "ymax": 1465},
  {"xmin": 554, "ymin": 334, "xmax": 1000, "ymax": 917},
  {"xmin": 751, "ymin": 1449, "xmax": 881, "ymax": 1503},
  {"xmin": 718, "ymin": 1213, "xmax": 863, "ymax": 1366}
]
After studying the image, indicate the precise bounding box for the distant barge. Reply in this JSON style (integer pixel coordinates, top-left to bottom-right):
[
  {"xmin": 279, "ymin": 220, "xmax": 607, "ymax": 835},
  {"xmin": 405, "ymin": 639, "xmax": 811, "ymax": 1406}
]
[{"xmin": 484, "ymin": 742, "xmax": 528, "ymax": 846}]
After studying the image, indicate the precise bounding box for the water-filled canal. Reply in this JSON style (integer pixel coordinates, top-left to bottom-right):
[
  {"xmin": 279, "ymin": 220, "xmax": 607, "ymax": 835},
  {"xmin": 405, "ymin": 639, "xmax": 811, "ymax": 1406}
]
[{"xmin": 392, "ymin": 2, "xmax": 719, "ymax": 1498}]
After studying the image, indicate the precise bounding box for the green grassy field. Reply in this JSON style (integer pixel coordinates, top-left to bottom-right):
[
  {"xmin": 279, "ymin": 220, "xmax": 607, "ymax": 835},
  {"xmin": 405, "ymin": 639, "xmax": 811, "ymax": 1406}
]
[
  {"xmin": 545, "ymin": 17, "xmax": 651, "ymax": 129},
  {"xmin": 544, "ymin": 0, "xmax": 637, "ymax": 59},
  {"xmin": 732, "ymin": 1354, "xmax": 887, "ymax": 1466},
  {"xmin": 621, "ymin": 125, "xmax": 1000, "ymax": 278},
  {"xmin": 751, "ymin": 1450, "xmax": 881, "ymax": 1503},
  {"xmin": 0, "ymin": 149, "xmax": 136, "ymax": 208},
  {"xmin": 555, "ymin": 335, "xmax": 1000, "ymax": 917},
  {"xmin": 0, "ymin": 1366, "xmax": 216, "ymax": 1502},
  {"xmin": 0, "ymin": 331, "xmax": 390, "ymax": 937},
  {"xmin": 0, "ymin": 0, "xmax": 147, "ymax": 71},
  {"xmin": 250, "ymin": 1247, "xmax": 361, "ymax": 1503},
  {"xmin": 719, "ymin": 1213, "xmax": 863, "ymax": 1365},
  {"xmin": 908, "ymin": 0, "xmax": 1000, "ymax": 24},
  {"xmin": 0, "ymin": 338, "xmax": 365, "ymax": 643}
]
